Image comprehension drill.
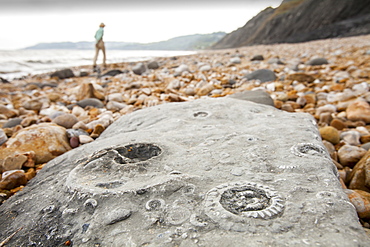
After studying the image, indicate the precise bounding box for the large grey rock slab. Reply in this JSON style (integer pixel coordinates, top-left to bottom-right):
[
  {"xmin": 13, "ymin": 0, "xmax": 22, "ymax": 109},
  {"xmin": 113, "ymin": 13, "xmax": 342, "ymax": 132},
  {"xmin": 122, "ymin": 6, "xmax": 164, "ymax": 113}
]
[{"xmin": 1, "ymin": 98, "xmax": 369, "ymax": 246}]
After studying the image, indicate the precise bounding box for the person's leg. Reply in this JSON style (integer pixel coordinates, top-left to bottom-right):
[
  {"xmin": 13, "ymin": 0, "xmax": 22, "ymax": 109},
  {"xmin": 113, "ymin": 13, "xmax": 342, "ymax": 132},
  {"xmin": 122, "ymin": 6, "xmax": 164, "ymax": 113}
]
[
  {"xmin": 101, "ymin": 42, "xmax": 106, "ymax": 68},
  {"xmin": 93, "ymin": 44, "xmax": 100, "ymax": 67}
]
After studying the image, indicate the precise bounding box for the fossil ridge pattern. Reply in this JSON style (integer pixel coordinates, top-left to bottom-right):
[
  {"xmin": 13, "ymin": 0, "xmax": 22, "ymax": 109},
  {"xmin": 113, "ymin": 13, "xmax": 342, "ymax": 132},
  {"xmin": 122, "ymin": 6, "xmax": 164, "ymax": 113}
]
[{"xmin": 204, "ymin": 181, "xmax": 285, "ymax": 224}]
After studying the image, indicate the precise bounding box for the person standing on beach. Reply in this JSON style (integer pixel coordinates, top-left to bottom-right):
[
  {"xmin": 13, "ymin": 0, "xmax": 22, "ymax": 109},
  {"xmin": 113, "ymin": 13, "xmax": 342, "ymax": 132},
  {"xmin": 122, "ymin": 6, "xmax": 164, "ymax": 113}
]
[{"xmin": 93, "ymin": 23, "xmax": 106, "ymax": 69}]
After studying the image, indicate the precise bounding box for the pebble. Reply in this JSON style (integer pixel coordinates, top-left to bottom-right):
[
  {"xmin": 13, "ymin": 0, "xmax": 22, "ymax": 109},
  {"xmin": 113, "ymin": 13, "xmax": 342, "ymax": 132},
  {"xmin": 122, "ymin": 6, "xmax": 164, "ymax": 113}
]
[
  {"xmin": 79, "ymin": 135, "xmax": 94, "ymax": 144},
  {"xmin": 174, "ymin": 64, "xmax": 189, "ymax": 75},
  {"xmin": 1, "ymin": 123, "xmax": 71, "ymax": 164},
  {"xmin": 77, "ymin": 98, "xmax": 104, "ymax": 108},
  {"xmin": 91, "ymin": 124, "xmax": 105, "ymax": 138},
  {"xmin": 319, "ymin": 126, "xmax": 340, "ymax": 145},
  {"xmin": 346, "ymin": 101, "xmax": 370, "ymax": 124},
  {"xmin": 107, "ymin": 93, "xmax": 124, "ymax": 102},
  {"xmin": 0, "ymin": 170, "xmax": 27, "ymax": 190},
  {"xmin": 0, "ymin": 129, "xmax": 7, "ymax": 145},
  {"xmin": 147, "ymin": 60, "xmax": 159, "ymax": 70},
  {"xmin": 306, "ymin": 57, "xmax": 329, "ymax": 66},
  {"xmin": 50, "ymin": 68, "xmax": 74, "ymax": 79},
  {"xmin": 1, "ymin": 153, "xmax": 28, "ymax": 172},
  {"xmin": 3, "ymin": 118, "xmax": 23, "ymax": 128},
  {"xmin": 330, "ymin": 119, "xmax": 347, "ymax": 130},
  {"xmin": 77, "ymin": 82, "xmax": 105, "ymax": 101},
  {"xmin": 132, "ymin": 63, "xmax": 147, "ymax": 75},
  {"xmin": 340, "ymin": 130, "xmax": 361, "ymax": 146},
  {"xmin": 70, "ymin": 136, "xmax": 80, "ymax": 148},
  {"xmin": 244, "ymin": 69, "xmax": 277, "ymax": 82},
  {"xmin": 0, "ymin": 105, "xmax": 18, "ymax": 119},
  {"xmin": 348, "ymin": 149, "xmax": 370, "ymax": 191},
  {"xmin": 52, "ymin": 113, "xmax": 79, "ymax": 129},
  {"xmin": 229, "ymin": 57, "xmax": 241, "ymax": 64},
  {"xmin": 338, "ymin": 144, "xmax": 367, "ymax": 168},
  {"xmin": 286, "ymin": 72, "xmax": 315, "ymax": 83},
  {"xmin": 22, "ymin": 99, "xmax": 43, "ymax": 111},
  {"xmin": 345, "ymin": 189, "xmax": 370, "ymax": 219},
  {"xmin": 251, "ymin": 54, "xmax": 264, "ymax": 61}
]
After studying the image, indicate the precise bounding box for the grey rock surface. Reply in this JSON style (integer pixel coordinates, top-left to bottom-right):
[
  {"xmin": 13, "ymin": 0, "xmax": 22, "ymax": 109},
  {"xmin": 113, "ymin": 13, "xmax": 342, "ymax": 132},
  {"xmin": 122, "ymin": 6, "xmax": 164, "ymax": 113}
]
[
  {"xmin": 1, "ymin": 97, "xmax": 369, "ymax": 246},
  {"xmin": 228, "ymin": 89, "xmax": 275, "ymax": 106},
  {"xmin": 244, "ymin": 69, "xmax": 277, "ymax": 83}
]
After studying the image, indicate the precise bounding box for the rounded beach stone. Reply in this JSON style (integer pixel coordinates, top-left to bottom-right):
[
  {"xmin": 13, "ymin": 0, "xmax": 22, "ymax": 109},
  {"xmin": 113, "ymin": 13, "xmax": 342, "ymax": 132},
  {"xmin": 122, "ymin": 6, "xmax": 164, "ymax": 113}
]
[
  {"xmin": 21, "ymin": 116, "xmax": 38, "ymax": 127},
  {"xmin": 319, "ymin": 112, "xmax": 333, "ymax": 125},
  {"xmin": 69, "ymin": 136, "xmax": 80, "ymax": 148},
  {"xmin": 286, "ymin": 73, "xmax": 315, "ymax": 83},
  {"xmin": 2, "ymin": 118, "xmax": 22, "ymax": 128},
  {"xmin": 0, "ymin": 170, "xmax": 27, "ymax": 190},
  {"xmin": 0, "ymin": 105, "xmax": 17, "ymax": 118},
  {"xmin": 79, "ymin": 135, "xmax": 94, "ymax": 144},
  {"xmin": 251, "ymin": 55, "xmax": 264, "ymax": 61},
  {"xmin": 174, "ymin": 64, "xmax": 189, "ymax": 75},
  {"xmin": 147, "ymin": 60, "xmax": 159, "ymax": 70},
  {"xmin": 348, "ymin": 149, "xmax": 370, "ymax": 192},
  {"xmin": 306, "ymin": 57, "xmax": 328, "ymax": 66},
  {"xmin": 316, "ymin": 104, "xmax": 336, "ymax": 116},
  {"xmin": 0, "ymin": 123, "xmax": 71, "ymax": 164},
  {"xmin": 346, "ymin": 101, "xmax": 370, "ymax": 123},
  {"xmin": 345, "ymin": 189, "xmax": 370, "ymax": 219},
  {"xmin": 52, "ymin": 113, "xmax": 78, "ymax": 129},
  {"xmin": 50, "ymin": 68, "xmax": 75, "ymax": 79},
  {"xmin": 101, "ymin": 70, "xmax": 123, "ymax": 77},
  {"xmin": 132, "ymin": 63, "xmax": 147, "ymax": 75},
  {"xmin": 197, "ymin": 84, "xmax": 214, "ymax": 96},
  {"xmin": 361, "ymin": 142, "xmax": 370, "ymax": 151},
  {"xmin": 361, "ymin": 135, "xmax": 370, "ymax": 144},
  {"xmin": 77, "ymin": 98, "xmax": 104, "ymax": 108},
  {"xmin": 229, "ymin": 57, "xmax": 241, "ymax": 64},
  {"xmin": 66, "ymin": 129, "xmax": 89, "ymax": 138},
  {"xmin": 0, "ymin": 129, "xmax": 7, "ymax": 145},
  {"xmin": 338, "ymin": 144, "xmax": 367, "ymax": 168},
  {"xmin": 319, "ymin": 126, "xmax": 340, "ymax": 145},
  {"xmin": 1, "ymin": 153, "xmax": 28, "ymax": 172},
  {"xmin": 330, "ymin": 119, "xmax": 346, "ymax": 130},
  {"xmin": 22, "ymin": 99, "xmax": 43, "ymax": 111},
  {"xmin": 107, "ymin": 93, "xmax": 124, "ymax": 102},
  {"xmin": 340, "ymin": 130, "xmax": 361, "ymax": 146},
  {"xmin": 199, "ymin": 64, "xmax": 211, "ymax": 72},
  {"xmin": 244, "ymin": 69, "xmax": 277, "ymax": 82}
]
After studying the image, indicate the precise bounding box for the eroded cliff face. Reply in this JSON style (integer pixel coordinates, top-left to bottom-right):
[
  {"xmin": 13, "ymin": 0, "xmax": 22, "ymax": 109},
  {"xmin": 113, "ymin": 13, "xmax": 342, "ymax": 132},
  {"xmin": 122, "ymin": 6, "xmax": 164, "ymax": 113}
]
[{"xmin": 212, "ymin": 0, "xmax": 370, "ymax": 49}]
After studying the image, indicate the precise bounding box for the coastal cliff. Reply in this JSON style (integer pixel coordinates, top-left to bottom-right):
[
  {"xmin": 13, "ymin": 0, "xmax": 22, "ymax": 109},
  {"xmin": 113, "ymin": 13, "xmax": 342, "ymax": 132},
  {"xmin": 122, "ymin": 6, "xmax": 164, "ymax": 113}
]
[{"xmin": 212, "ymin": 0, "xmax": 370, "ymax": 49}]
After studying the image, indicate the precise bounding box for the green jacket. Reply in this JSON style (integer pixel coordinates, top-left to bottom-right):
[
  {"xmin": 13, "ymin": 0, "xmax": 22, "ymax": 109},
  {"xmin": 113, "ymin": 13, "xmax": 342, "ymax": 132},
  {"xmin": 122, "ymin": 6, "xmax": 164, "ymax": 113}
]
[{"xmin": 95, "ymin": 27, "xmax": 104, "ymax": 43}]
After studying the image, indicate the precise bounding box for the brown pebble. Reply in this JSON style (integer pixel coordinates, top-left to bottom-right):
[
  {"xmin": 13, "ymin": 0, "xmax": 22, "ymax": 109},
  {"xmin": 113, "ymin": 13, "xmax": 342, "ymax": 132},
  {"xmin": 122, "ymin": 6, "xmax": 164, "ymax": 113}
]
[
  {"xmin": 0, "ymin": 170, "xmax": 27, "ymax": 190},
  {"xmin": 361, "ymin": 135, "xmax": 370, "ymax": 144},
  {"xmin": 25, "ymin": 168, "xmax": 36, "ymax": 181},
  {"xmin": 319, "ymin": 112, "xmax": 333, "ymax": 126},
  {"xmin": 330, "ymin": 118, "xmax": 346, "ymax": 130},
  {"xmin": 90, "ymin": 124, "xmax": 105, "ymax": 138},
  {"xmin": 21, "ymin": 116, "xmax": 38, "ymax": 127},
  {"xmin": 345, "ymin": 189, "xmax": 370, "ymax": 219},
  {"xmin": 319, "ymin": 126, "xmax": 340, "ymax": 144},
  {"xmin": 281, "ymin": 103, "xmax": 295, "ymax": 112},
  {"xmin": 52, "ymin": 113, "xmax": 79, "ymax": 129}
]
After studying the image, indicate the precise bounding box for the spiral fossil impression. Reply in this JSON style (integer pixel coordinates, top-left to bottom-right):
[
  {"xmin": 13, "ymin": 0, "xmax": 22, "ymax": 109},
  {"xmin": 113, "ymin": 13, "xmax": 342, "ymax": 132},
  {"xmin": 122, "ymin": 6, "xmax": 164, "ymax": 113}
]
[
  {"xmin": 205, "ymin": 181, "xmax": 284, "ymax": 220},
  {"xmin": 220, "ymin": 186, "xmax": 270, "ymax": 214}
]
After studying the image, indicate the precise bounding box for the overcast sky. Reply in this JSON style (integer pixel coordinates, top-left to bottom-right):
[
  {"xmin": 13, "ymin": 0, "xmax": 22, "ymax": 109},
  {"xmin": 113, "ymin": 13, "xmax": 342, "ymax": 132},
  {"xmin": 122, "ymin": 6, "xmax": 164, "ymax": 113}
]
[{"xmin": 0, "ymin": 0, "xmax": 282, "ymax": 50}]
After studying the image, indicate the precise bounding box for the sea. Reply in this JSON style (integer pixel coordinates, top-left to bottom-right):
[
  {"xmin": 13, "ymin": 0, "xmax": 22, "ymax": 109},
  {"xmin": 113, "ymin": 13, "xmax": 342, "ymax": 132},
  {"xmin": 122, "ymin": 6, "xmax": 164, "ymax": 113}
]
[{"xmin": 0, "ymin": 49, "xmax": 196, "ymax": 80}]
